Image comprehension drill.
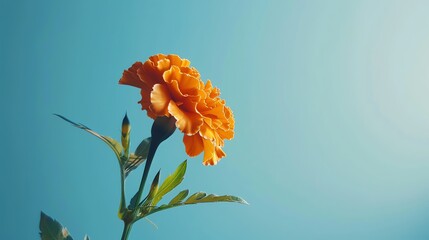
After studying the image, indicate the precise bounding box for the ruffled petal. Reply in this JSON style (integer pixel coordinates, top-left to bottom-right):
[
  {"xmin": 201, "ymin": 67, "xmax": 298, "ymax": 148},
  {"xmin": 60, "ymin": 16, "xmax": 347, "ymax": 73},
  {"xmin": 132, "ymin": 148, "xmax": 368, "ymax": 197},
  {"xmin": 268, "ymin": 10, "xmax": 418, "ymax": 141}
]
[
  {"xmin": 166, "ymin": 79, "xmax": 200, "ymax": 104},
  {"xmin": 217, "ymin": 127, "xmax": 234, "ymax": 140},
  {"xmin": 177, "ymin": 73, "xmax": 201, "ymax": 96},
  {"xmin": 168, "ymin": 54, "xmax": 190, "ymax": 67},
  {"xmin": 201, "ymin": 103, "xmax": 225, "ymax": 119},
  {"xmin": 162, "ymin": 65, "xmax": 182, "ymax": 84},
  {"xmin": 148, "ymin": 54, "xmax": 166, "ymax": 63},
  {"xmin": 202, "ymin": 118, "xmax": 220, "ymax": 130},
  {"xmin": 156, "ymin": 58, "xmax": 172, "ymax": 73},
  {"xmin": 183, "ymin": 134, "xmax": 204, "ymax": 157},
  {"xmin": 202, "ymin": 138, "xmax": 226, "ymax": 166},
  {"xmin": 150, "ymin": 84, "xmax": 171, "ymax": 116},
  {"xmin": 163, "ymin": 66, "xmax": 201, "ymax": 103},
  {"xmin": 180, "ymin": 67, "xmax": 200, "ymax": 78},
  {"xmin": 163, "ymin": 66, "xmax": 201, "ymax": 95},
  {"xmin": 138, "ymin": 89, "xmax": 151, "ymax": 109},
  {"xmin": 139, "ymin": 60, "xmax": 164, "ymax": 86},
  {"xmin": 168, "ymin": 101, "xmax": 203, "ymax": 135},
  {"xmin": 202, "ymin": 138, "xmax": 215, "ymax": 165},
  {"xmin": 199, "ymin": 123, "xmax": 216, "ymax": 141},
  {"xmin": 119, "ymin": 62, "xmax": 144, "ymax": 88}
]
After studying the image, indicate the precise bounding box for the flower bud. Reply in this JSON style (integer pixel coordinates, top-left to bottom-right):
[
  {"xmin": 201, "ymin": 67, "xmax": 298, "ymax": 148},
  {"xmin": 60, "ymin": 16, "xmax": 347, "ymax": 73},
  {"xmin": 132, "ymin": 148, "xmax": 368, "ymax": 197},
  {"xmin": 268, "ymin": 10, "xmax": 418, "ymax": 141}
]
[{"xmin": 121, "ymin": 113, "xmax": 131, "ymax": 152}]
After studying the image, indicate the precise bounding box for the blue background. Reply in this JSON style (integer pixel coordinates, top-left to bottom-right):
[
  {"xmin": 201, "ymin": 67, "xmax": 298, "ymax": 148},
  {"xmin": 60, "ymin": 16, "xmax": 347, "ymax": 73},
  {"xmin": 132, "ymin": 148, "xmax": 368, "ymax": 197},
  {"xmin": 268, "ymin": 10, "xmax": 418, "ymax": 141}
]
[{"xmin": 2, "ymin": 0, "xmax": 429, "ymax": 239}]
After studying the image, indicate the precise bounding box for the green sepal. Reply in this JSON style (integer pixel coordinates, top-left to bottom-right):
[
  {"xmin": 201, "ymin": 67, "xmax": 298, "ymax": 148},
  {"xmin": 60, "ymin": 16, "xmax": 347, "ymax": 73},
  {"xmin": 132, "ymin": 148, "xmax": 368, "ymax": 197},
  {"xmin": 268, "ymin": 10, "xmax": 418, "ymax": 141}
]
[
  {"xmin": 151, "ymin": 160, "xmax": 187, "ymax": 206},
  {"xmin": 39, "ymin": 212, "xmax": 73, "ymax": 240}
]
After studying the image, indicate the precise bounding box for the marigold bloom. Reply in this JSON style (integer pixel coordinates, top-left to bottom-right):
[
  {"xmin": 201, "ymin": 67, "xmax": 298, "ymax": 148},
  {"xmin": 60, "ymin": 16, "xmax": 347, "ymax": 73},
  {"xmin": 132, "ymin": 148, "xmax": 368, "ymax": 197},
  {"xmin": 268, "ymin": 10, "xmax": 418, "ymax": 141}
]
[{"xmin": 119, "ymin": 54, "xmax": 234, "ymax": 165}]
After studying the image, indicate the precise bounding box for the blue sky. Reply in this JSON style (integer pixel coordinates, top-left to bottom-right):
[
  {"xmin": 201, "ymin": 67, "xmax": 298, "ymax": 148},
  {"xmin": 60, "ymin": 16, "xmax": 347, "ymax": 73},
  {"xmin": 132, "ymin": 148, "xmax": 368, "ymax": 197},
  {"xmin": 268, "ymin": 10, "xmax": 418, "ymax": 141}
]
[{"xmin": 2, "ymin": 0, "xmax": 429, "ymax": 239}]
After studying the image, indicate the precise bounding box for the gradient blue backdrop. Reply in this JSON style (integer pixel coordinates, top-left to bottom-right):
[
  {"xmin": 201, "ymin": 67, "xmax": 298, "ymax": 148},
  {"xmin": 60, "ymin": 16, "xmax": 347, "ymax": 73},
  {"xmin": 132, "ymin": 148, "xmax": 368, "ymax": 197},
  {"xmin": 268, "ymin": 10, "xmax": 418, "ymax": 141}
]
[{"xmin": 2, "ymin": 0, "xmax": 429, "ymax": 239}]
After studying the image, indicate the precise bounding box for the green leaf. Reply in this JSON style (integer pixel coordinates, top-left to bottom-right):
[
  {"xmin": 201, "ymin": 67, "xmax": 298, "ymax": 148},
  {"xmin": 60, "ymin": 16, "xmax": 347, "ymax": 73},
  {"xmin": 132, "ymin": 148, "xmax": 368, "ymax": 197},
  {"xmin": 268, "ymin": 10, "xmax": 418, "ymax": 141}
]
[
  {"xmin": 151, "ymin": 160, "xmax": 187, "ymax": 206},
  {"xmin": 135, "ymin": 137, "xmax": 151, "ymax": 157},
  {"xmin": 39, "ymin": 212, "xmax": 73, "ymax": 240},
  {"xmin": 124, "ymin": 137, "xmax": 151, "ymax": 177},
  {"xmin": 184, "ymin": 193, "xmax": 248, "ymax": 205},
  {"xmin": 138, "ymin": 171, "xmax": 161, "ymax": 216},
  {"xmin": 168, "ymin": 189, "xmax": 189, "ymax": 205},
  {"xmin": 150, "ymin": 203, "xmax": 173, "ymax": 212},
  {"xmin": 184, "ymin": 192, "xmax": 207, "ymax": 203},
  {"xmin": 54, "ymin": 114, "xmax": 123, "ymax": 160},
  {"xmin": 124, "ymin": 154, "xmax": 143, "ymax": 177},
  {"xmin": 142, "ymin": 171, "xmax": 160, "ymax": 206},
  {"xmin": 104, "ymin": 136, "xmax": 124, "ymax": 158},
  {"xmin": 128, "ymin": 191, "xmax": 140, "ymax": 211},
  {"xmin": 130, "ymin": 171, "xmax": 160, "ymax": 210},
  {"xmin": 138, "ymin": 191, "xmax": 248, "ymax": 219}
]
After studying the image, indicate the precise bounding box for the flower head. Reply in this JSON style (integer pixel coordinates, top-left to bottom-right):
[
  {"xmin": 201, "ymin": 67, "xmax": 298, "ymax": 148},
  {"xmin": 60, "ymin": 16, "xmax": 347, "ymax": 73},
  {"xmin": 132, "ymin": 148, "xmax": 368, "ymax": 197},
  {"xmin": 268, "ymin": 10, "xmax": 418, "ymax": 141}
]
[{"xmin": 119, "ymin": 54, "xmax": 234, "ymax": 165}]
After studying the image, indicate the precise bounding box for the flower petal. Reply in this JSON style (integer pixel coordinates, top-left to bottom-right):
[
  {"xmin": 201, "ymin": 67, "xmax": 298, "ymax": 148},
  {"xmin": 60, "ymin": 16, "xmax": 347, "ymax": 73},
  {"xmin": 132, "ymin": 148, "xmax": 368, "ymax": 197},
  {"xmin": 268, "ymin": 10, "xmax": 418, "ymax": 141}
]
[
  {"xmin": 202, "ymin": 138, "xmax": 226, "ymax": 166},
  {"xmin": 167, "ymin": 54, "xmax": 190, "ymax": 67},
  {"xmin": 217, "ymin": 127, "xmax": 234, "ymax": 140},
  {"xmin": 201, "ymin": 103, "xmax": 225, "ymax": 119},
  {"xmin": 156, "ymin": 58, "xmax": 172, "ymax": 72},
  {"xmin": 163, "ymin": 66, "xmax": 201, "ymax": 95},
  {"xmin": 166, "ymin": 79, "xmax": 200, "ymax": 104},
  {"xmin": 183, "ymin": 134, "xmax": 204, "ymax": 157},
  {"xmin": 177, "ymin": 73, "xmax": 202, "ymax": 96},
  {"xmin": 199, "ymin": 123, "xmax": 216, "ymax": 141},
  {"xmin": 119, "ymin": 62, "xmax": 144, "ymax": 88},
  {"xmin": 168, "ymin": 101, "xmax": 203, "ymax": 135},
  {"xmin": 180, "ymin": 67, "xmax": 200, "ymax": 78},
  {"xmin": 150, "ymin": 84, "xmax": 171, "ymax": 116},
  {"xmin": 138, "ymin": 60, "xmax": 164, "ymax": 86},
  {"xmin": 139, "ymin": 89, "xmax": 151, "ymax": 109}
]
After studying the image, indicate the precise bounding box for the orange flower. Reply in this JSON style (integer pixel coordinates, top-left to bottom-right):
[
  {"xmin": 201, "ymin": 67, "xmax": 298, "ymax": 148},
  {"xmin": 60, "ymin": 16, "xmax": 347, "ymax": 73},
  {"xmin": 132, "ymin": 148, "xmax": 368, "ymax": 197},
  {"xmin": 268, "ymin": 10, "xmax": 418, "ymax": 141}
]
[{"xmin": 119, "ymin": 54, "xmax": 234, "ymax": 165}]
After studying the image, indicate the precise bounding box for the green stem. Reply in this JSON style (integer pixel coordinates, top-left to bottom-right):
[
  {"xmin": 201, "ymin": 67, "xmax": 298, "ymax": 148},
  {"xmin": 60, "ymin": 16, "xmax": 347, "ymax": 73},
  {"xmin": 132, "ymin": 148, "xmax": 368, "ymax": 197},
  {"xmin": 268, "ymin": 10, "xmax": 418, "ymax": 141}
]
[
  {"xmin": 119, "ymin": 164, "xmax": 127, "ymax": 215},
  {"xmin": 121, "ymin": 117, "xmax": 176, "ymax": 239},
  {"xmin": 121, "ymin": 222, "xmax": 133, "ymax": 240},
  {"xmin": 122, "ymin": 140, "xmax": 159, "ymax": 239},
  {"xmin": 133, "ymin": 140, "xmax": 160, "ymax": 208}
]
